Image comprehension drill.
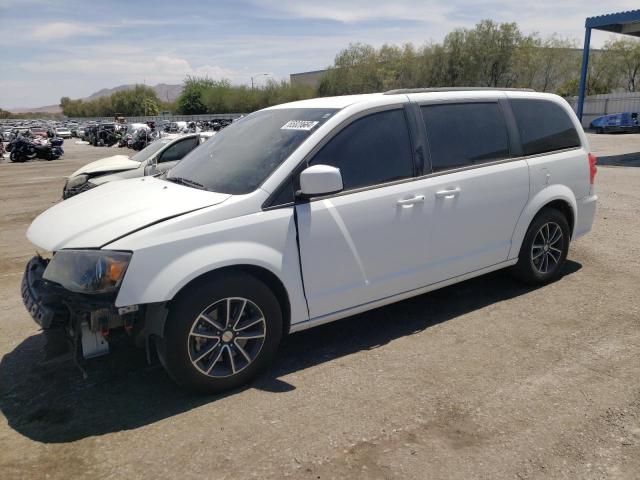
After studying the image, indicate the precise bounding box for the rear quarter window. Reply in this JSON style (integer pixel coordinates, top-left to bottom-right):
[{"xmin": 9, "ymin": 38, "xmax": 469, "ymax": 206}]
[
  {"xmin": 510, "ymin": 99, "xmax": 581, "ymax": 156},
  {"xmin": 421, "ymin": 102, "xmax": 510, "ymax": 172}
]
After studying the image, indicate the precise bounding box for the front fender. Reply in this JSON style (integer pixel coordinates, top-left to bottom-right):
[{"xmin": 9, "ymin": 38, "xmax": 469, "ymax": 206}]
[
  {"xmin": 111, "ymin": 208, "xmax": 309, "ymax": 326},
  {"xmin": 117, "ymin": 242, "xmax": 283, "ymax": 306},
  {"xmin": 508, "ymin": 184, "xmax": 577, "ymax": 260}
]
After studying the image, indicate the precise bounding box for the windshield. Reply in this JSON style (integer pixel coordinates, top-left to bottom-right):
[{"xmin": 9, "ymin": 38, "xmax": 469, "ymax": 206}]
[
  {"xmin": 167, "ymin": 108, "xmax": 337, "ymax": 194},
  {"xmin": 130, "ymin": 138, "xmax": 173, "ymax": 162}
]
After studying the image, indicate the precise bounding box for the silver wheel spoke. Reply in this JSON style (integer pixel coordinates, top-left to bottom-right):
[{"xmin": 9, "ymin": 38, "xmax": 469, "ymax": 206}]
[
  {"xmin": 193, "ymin": 340, "xmax": 220, "ymax": 363},
  {"xmin": 547, "ymin": 249, "xmax": 560, "ymax": 263},
  {"xmin": 225, "ymin": 298, "xmax": 231, "ymax": 329},
  {"xmin": 549, "ymin": 246, "xmax": 562, "ymax": 254},
  {"xmin": 236, "ymin": 333, "xmax": 265, "ymax": 341},
  {"xmin": 234, "ymin": 339, "xmax": 252, "ymax": 363},
  {"xmin": 198, "ymin": 313, "xmax": 224, "ymax": 331},
  {"xmin": 234, "ymin": 317, "xmax": 264, "ymax": 332},
  {"xmin": 205, "ymin": 344, "xmax": 226, "ymax": 374},
  {"xmin": 233, "ymin": 299, "xmax": 247, "ymax": 330},
  {"xmin": 227, "ymin": 345, "xmax": 236, "ymax": 374},
  {"xmin": 549, "ymin": 226, "xmax": 562, "ymax": 245},
  {"xmin": 190, "ymin": 331, "xmax": 220, "ymax": 340},
  {"xmin": 532, "ymin": 247, "xmax": 545, "ymax": 260}
]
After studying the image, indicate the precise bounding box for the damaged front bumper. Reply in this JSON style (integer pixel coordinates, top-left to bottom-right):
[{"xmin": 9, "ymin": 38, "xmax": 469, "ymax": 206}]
[{"xmin": 21, "ymin": 255, "xmax": 142, "ymax": 360}]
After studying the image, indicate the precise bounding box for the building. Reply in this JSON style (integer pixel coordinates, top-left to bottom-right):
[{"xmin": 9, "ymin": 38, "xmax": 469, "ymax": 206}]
[{"xmin": 290, "ymin": 69, "xmax": 327, "ymax": 89}]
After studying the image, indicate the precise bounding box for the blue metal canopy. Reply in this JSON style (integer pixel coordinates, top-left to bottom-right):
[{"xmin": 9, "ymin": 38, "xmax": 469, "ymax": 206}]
[{"xmin": 577, "ymin": 10, "xmax": 640, "ymax": 122}]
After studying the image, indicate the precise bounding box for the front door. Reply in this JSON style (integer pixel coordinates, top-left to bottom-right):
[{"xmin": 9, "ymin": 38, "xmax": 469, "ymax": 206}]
[{"xmin": 296, "ymin": 107, "xmax": 430, "ymax": 319}]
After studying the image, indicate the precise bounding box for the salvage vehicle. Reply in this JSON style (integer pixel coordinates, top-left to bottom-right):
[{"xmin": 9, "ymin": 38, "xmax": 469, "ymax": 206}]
[
  {"xmin": 590, "ymin": 112, "xmax": 640, "ymax": 134},
  {"xmin": 23, "ymin": 89, "xmax": 597, "ymax": 392},
  {"xmin": 55, "ymin": 126, "xmax": 72, "ymax": 139},
  {"xmin": 62, "ymin": 132, "xmax": 215, "ymax": 198},
  {"xmin": 94, "ymin": 123, "xmax": 120, "ymax": 147}
]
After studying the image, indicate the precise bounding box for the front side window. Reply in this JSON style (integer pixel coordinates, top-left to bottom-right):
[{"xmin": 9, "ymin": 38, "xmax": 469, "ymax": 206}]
[
  {"xmin": 159, "ymin": 137, "xmax": 198, "ymax": 163},
  {"xmin": 130, "ymin": 138, "xmax": 172, "ymax": 162},
  {"xmin": 310, "ymin": 109, "xmax": 414, "ymax": 190},
  {"xmin": 421, "ymin": 102, "xmax": 510, "ymax": 172},
  {"xmin": 510, "ymin": 99, "xmax": 581, "ymax": 156},
  {"xmin": 168, "ymin": 108, "xmax": 337, "ymax": 194}
]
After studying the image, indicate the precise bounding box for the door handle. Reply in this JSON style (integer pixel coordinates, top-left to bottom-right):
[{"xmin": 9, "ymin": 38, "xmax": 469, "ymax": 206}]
[
  {"xmin": 435, "ymin": 187, "xmax": 461, "ymax": 199},
  {"xmin": 396, "ymin": 195, "xmax": 425, "ymax": 207}
]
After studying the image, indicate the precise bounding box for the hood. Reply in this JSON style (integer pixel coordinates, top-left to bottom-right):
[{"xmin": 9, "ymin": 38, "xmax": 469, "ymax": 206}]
[
  {"xmin": 70, "ymin": 155, "xmax": 141, "ymax": 177},
  {"xmin": 28, "ymin": 177, "xmax": 230, "ymax": 251}
]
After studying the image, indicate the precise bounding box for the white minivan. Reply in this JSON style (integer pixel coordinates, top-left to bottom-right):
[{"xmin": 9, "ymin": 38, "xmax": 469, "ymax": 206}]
[{"xmin": 22, "ymin": 89, "xmax": 597, "ymax": 392}]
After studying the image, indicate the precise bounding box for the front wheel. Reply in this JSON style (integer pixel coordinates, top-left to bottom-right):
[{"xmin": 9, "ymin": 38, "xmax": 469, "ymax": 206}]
[
  {"xmin": 512, "ymin": 209, "xmax": 570, "ymax": 285},
  {"xmin": 10, "ymin": 151, "xmax": 26, "ymax": 163},
  {"xmin": 158, "ymin": 272, "xmax": 283, "ymax": 393}
]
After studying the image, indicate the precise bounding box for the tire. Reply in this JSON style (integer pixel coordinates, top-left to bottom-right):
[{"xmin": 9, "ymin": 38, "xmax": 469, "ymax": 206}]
[
  {"xmin": 595, "ymin": 127, "xmax": 604, "ymax": 134},
  {"xmin": 158, "ymin": 272, "xmax": 283, "ymax": 393},
  {"xmin": 10, "ymin": 151, "xmax": 25, "ymax": 163},
  {"xmin": 512, "ymin": 208, "xmax": 570, "ymax": 285}
]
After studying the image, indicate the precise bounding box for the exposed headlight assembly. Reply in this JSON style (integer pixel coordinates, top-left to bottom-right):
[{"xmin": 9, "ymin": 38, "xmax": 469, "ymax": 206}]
[
  {"xmin": 43, "ymin": 250, "xmax": 131, "ymax": 294},
  {"xmin": 65, "ymin": 174, "xmax": 89, "ymax": 189}
]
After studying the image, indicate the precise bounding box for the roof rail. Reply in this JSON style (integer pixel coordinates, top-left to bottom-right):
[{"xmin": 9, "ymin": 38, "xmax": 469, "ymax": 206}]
[{"xmin": 383, "ymin": 87, "xmax": 535, "ymax": 95}]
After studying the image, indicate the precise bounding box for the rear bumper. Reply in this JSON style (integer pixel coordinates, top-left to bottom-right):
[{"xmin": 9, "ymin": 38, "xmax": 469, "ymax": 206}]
[{"xmin": 574, "ymin": 194, "xmax": 597, "ymax": 239}]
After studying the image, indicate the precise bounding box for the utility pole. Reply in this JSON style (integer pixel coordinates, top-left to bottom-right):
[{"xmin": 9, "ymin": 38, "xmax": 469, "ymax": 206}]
[{"xmin": 251, "ymin": 73, "xmax": 269, "ymax": 90}]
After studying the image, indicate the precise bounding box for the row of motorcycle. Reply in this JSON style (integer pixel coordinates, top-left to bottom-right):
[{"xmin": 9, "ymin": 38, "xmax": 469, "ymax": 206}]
[{"xmin": 1, "ymin": 132, "xmax": 64, "ymax": 162}]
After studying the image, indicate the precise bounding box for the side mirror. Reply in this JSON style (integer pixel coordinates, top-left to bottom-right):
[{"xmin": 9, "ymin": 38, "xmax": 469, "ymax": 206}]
[
  {"xmin": 298, "ymin": 164, "xmax": 343, "ymax": 197},
  {"xmin": 144, "ymin": 163, "xmax": 157, "ymax": 176}
]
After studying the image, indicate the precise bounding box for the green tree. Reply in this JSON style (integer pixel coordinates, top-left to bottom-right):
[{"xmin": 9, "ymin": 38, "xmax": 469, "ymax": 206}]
[{"xmin": 604, "ymin": 37, "xmax": 640, "ymax": 92}]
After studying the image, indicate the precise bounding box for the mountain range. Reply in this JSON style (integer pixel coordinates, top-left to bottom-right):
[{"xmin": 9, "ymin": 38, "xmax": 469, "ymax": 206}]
[{"xmin": 10, "ymin": 83, "xmax": 183, "ymax": 114}]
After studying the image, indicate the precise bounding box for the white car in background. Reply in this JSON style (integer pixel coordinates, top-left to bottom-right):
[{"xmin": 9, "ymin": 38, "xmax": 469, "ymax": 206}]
[
  {"xmin": 62, "ymin": 131, "xmax": 215, "ymax": 198},
  {"xmin": 23, "ymin": 89, "xmax": 597, "ymax": 393},
  {"xmin": 55, "ymin": 127, "xmax": 72, "ymax": 138}
]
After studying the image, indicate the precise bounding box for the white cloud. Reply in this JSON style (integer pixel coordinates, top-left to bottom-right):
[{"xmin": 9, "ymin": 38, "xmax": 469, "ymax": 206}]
[
  {"xmin": 20, "ymin": 55, "xmax": 240, "ymax": 83},
  {"xmin": 251, "ymin": 0, "xmax": 453, "ymax": 24},
  {"xmin": 32, "ymin": 22, "xmax": 105, "ymax": 40}
]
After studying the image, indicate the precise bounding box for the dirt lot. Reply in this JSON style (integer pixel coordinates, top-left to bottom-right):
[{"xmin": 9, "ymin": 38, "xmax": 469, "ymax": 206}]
[{"xmin": 0, "ymin": 136, "xmax": 639, "ymax": 479}]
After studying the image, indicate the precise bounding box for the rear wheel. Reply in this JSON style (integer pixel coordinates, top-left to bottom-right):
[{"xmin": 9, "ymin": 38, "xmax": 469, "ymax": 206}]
[
  {"xmin": 158, "ymin": 272, "xmax": 283, "ymax": 393},
  {"xmin": 513, "ymin": 209, "xmax": 570, "ymax": 285}
]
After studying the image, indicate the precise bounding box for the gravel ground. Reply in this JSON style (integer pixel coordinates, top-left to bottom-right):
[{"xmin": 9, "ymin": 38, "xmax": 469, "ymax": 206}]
[{"xmin": 0, "ymin": 135, "xmax": 639, "ymax": 479}]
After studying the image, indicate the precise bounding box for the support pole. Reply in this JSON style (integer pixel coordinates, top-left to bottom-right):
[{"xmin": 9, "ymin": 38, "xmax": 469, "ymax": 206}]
[{"xmin": 577, "ymin": 27, "xmax": 592, "ymax": 124}]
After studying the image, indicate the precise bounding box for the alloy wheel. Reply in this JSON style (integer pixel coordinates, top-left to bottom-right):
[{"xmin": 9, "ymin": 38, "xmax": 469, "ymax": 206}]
[
  {"xmin": 531, "ymin": 221, "xmax": 564, "ymax": 274},
  {"xmin": 187, "ymin": 297, "xmax": 266, "ymax": 378}
]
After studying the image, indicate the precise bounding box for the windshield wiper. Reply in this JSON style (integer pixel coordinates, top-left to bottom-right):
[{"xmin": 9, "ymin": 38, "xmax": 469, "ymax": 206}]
[{"xmin": 166, "ymin": 176, "xmax": 208, "ymax": 191}]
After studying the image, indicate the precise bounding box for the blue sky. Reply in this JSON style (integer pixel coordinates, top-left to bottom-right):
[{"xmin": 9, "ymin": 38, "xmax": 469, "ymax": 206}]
[{"xmin": 0, "ymin": 0, "xmax": 637, "ymax": 108}]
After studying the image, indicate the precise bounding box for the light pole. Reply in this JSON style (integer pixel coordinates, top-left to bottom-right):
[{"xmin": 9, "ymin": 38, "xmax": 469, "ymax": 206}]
[{"xmin": 251, "ymin": 73, "xmax": 269, "ymax": 89}]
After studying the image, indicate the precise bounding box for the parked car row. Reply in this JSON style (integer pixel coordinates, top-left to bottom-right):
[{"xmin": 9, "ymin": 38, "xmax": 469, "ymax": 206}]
[{"xmin": 63, "ymin": 131, "xmax": 215, "ymax": 198}]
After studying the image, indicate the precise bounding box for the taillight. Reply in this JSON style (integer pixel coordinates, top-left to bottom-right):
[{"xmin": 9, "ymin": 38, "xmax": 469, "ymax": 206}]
[{"xmin": 588, "ymin": 153, "xmax": 597, "ymax": 185}]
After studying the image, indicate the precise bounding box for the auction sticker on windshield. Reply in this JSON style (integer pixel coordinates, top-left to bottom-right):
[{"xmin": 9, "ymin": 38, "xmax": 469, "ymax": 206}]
[{"xmin": 281, "ymin": 120, "xmax": 319, "ymax": 131}]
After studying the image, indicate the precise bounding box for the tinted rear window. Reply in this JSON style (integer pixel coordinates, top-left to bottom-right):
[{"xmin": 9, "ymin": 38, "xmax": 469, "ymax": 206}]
[
  {"xmin": 421, "ymin": 103, "xmax": 510, "ymax": 172},
  {"xmin": 510, "ymin": 99, "xmax": 581, "ymax": 156}
]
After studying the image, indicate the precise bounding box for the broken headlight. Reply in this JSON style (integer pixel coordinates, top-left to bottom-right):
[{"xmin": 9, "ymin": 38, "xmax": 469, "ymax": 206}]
[
  {"xmin": 66, "ymin": 174, "xmax": 89, "ymax": 189},
  {"xmin": 43, "ymin": 250, "xmax": 131, "ymax": 294}
]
